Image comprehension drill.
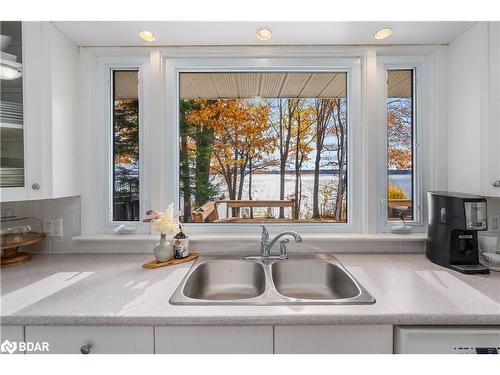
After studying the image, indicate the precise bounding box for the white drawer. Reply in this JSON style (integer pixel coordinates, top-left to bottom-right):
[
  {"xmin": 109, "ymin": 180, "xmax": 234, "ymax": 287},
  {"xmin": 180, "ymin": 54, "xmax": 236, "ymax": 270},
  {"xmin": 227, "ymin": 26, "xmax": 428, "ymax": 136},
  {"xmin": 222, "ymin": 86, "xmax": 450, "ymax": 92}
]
[
  {"xmin": 274, "ymin": 325, "xmax": 393, "ymax": 354},
  {"xmin": 25, "ymin": 326, "xmax": 154, "ymax": 354},
  {"xmin": 155, "ymin": 326, "xmax": 273, "ymax": 354}
]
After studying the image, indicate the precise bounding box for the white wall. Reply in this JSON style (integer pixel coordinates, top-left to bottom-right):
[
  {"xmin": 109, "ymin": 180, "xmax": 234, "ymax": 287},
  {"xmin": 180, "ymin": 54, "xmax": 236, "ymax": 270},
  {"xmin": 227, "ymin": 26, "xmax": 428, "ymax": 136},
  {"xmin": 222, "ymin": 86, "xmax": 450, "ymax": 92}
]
[{"xmin": 447, "ymin": 22, "xmax": 500, "ymax": 196}]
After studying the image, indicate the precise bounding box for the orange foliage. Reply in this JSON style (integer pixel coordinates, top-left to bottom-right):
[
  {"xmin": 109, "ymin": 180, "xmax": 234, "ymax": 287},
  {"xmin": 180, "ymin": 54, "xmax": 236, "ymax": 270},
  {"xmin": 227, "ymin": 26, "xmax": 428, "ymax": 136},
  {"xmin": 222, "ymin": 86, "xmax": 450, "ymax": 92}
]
[
  {"xmin": 186, "ymin": 99, "xmax": 277, "ymax": 197},
  {"xmin": 388, "ymin": 148, "xmax": 412, "ymax": 169}
]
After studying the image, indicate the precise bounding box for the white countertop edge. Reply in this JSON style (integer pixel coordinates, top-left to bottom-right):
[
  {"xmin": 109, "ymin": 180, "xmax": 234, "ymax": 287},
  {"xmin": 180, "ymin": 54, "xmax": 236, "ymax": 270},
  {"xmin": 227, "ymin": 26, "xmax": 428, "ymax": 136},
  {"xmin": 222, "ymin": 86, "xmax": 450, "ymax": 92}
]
[
  {"xmin": 73, "ymin": 232, "xmax": 427, "ymax": 243},
  {"xmin": 2, "ymin": 313, "xmax": 499, "ymax": 327}
]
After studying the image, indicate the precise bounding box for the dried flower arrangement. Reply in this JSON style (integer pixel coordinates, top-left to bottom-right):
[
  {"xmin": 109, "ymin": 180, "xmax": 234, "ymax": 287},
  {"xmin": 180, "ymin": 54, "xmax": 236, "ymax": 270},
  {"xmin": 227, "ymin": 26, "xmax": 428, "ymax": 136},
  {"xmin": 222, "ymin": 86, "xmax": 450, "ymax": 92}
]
[{"xmin": 143, "ymin": 203, "xmax": 180, "ymax": 236}]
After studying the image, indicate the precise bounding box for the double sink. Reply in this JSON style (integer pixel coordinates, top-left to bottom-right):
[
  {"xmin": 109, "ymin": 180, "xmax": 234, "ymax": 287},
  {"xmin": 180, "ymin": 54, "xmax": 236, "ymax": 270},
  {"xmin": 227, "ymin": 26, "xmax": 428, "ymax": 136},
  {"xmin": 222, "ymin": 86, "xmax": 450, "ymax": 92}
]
[{"xmin": 170, "ymin": 253, "xmax": 375, "ymax": 305}]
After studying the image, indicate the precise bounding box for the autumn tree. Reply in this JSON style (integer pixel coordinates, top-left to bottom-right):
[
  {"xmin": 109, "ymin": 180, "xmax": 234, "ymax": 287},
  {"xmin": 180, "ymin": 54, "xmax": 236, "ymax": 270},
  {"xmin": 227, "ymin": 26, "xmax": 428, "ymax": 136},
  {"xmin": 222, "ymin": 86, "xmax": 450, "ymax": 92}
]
[
  {"xmin": 186, "ymin": 99, "xmax": 275, "ymax": 217},
  {"xmin": 179, "ymin": 99, "xmax": 219, "ymax": 222},
  {"xmin": 387, "ymin": 98, "xmax": 412, "ymax": 169},
  {"xmin": 312, "ymin": 99, "xmax": 336, "ymax": 219},
  {"xmin": 268, "ymin": 98, "xmax": 297, "ymax": 218},
  {"xmin": 332, "ymin": 99, "xmax": 348, "ymax": 221},
  {"xmin": 321, "ymin": 98, "xmax": 348, "ymax": 221},
  {"xmin": 113, "ymin": 99, "xmax": 139, "ymax": 221},
  {"xmin": 289, "ymin": 99, "xmax": 315, "ymax": 219},
  {"xmin": 242, "ymin": 103, "xmax": 278, "ymax": 217},
  {"xmin": 179, "ymin": 100, "xmax": 195, "ymax": 222}
]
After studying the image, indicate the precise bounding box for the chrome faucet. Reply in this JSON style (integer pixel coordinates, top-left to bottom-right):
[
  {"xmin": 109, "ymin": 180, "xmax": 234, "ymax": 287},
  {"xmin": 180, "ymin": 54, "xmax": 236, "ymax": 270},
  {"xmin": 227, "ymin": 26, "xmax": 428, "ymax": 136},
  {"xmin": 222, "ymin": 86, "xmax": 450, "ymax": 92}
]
[{"xmin": 244, "ymin": 225, "xmax": 303, "ymax": 261}]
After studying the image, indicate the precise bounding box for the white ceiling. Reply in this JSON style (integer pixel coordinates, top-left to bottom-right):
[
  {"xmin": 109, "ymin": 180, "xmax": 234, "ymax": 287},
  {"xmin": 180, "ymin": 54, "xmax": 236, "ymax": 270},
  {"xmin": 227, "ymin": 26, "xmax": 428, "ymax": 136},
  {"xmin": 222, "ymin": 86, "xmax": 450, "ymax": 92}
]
[{"xmin": 53, "ymin": 21, "xmax": 474, "ymax": 47}]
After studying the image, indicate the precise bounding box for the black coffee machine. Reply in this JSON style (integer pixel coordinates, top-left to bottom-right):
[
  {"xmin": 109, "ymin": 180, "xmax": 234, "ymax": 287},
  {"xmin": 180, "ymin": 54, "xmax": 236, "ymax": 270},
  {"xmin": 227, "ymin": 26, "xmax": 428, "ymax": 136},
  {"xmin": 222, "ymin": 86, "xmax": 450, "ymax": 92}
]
[{"xmin": 426, "ymin": 191, "xmax": 489, "ymax": 274}]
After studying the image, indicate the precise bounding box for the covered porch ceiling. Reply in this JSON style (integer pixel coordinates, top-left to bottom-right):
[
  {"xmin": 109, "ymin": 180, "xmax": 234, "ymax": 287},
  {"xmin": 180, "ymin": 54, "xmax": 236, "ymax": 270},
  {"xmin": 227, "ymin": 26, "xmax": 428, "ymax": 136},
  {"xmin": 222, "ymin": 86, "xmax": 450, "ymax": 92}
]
[
  {"xmin": 179, "ymin": 72, "xmax": 347, "ymax": 99},
  {"xmin": 114, "ymin": 70, "xmax": 412, "ymax": 100},
  {"xmin": 179, "ymin": 70, "xmax": 411, "ymax": 100}
]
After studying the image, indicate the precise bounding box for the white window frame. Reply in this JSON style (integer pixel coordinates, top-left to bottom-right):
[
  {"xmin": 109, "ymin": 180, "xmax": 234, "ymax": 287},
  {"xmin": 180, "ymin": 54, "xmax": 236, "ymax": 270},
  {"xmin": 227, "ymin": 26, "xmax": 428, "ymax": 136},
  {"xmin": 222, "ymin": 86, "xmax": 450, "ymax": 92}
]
[
  {"xmin": 376, "ymin": 55, "xmax": 430, "ymax": 233},
  {"xmin": 164, "ymin": 56, "xmax": 362, "ymax": 234},
  {"xmin": 96, "ymin": 56, "xmax": 151, "ymax": 233}
]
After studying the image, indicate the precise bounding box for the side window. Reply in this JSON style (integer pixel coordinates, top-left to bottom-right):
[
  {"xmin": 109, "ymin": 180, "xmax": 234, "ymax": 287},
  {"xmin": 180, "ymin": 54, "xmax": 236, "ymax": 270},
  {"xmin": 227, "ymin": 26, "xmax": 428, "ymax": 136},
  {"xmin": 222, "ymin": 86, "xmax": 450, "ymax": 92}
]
[
  {"xmin": 111, "ymin": 70, "xmax": 140, "ymax": 222},
  {"xmin": 386, "ymin": 69, "xmax": 415, "ymax": 221}
]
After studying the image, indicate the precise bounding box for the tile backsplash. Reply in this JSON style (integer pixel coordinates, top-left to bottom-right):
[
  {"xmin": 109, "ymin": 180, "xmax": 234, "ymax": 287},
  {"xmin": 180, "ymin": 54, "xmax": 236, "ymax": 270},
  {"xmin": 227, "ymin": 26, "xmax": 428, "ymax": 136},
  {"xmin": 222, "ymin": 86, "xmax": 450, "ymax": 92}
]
[
  {"xmin": 1, "ymin": 196, "xmax": 81, "ymax": 253},
  {"xmin": 487, "ymin": 197, "xmax": 500, "ymax": 232},
  {"xmin": 3, "ymin": 196, "xmax": 497, "ymax": 254}
]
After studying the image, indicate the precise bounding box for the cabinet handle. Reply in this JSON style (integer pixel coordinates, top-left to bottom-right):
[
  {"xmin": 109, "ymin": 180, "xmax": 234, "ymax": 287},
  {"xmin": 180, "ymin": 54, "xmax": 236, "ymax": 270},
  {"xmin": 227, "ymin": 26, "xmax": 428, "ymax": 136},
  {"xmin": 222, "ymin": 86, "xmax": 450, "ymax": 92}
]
[
  {"xmin": 493, "ymin": 180, "xmax": 500, "ymax": 188},
  {"xmin": 80, "ymin": 343, "xmax": 92, "ymax": 354},
  {"xmin": 31, "ymin": 183, "xmax": 40, "ymax": 190}
]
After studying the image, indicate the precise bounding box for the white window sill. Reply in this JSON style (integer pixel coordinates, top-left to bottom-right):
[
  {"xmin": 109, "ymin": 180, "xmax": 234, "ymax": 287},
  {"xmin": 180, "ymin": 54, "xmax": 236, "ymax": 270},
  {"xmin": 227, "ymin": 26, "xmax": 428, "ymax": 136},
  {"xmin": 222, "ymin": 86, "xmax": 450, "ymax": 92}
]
[{"xmin": 73, "ymin": 232, "xmax": 427, "ymax": 243}]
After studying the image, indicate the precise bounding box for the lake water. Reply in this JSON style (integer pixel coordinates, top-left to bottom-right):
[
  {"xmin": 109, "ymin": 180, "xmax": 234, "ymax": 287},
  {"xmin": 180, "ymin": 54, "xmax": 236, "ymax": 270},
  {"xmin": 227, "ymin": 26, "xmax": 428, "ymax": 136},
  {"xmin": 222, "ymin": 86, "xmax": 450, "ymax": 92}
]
[{"xmin": 210, "ymin": 172, "xmax": 411, "ymax": 218}]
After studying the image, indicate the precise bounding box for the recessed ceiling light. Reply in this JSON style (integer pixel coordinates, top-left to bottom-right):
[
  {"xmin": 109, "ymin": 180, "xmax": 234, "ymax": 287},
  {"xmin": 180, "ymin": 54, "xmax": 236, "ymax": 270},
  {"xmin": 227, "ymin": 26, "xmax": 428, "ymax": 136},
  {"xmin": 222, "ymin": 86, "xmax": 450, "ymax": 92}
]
[
  {"xmin": 256, "ymin": 27, "xmax": 272, "ymax": 41},
  {"xmin": 374, "ymin": 27, "xmax": 394, "ymax": 40},
  {"xmin": 138, "ymin": 30, "xmax": 156, "ymax": 42}
]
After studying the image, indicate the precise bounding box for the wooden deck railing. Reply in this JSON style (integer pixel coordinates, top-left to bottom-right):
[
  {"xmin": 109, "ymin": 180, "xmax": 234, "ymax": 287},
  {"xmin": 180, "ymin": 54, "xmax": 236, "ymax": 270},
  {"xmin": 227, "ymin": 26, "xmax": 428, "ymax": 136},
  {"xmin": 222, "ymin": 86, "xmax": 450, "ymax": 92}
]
[{"xmin": 387, "ymin": 198, "xmax": 412, "ymax": 218}]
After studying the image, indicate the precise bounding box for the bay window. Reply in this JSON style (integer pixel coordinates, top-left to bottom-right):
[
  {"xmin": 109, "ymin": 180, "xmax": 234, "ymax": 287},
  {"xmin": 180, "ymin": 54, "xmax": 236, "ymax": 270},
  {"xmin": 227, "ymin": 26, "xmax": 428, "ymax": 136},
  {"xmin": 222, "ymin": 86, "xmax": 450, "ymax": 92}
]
[{"xmin": 91, "ymin": 50, "xmax": 434, "ymax": 235}]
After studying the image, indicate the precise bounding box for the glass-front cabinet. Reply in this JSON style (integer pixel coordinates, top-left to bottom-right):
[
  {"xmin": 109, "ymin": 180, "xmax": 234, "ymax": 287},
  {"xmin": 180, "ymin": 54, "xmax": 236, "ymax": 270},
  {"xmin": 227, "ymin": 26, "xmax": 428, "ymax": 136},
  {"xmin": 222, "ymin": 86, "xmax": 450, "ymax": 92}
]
[{"xmin": 0, "ymin": 21, "xmax": 24, "ymax": 190}]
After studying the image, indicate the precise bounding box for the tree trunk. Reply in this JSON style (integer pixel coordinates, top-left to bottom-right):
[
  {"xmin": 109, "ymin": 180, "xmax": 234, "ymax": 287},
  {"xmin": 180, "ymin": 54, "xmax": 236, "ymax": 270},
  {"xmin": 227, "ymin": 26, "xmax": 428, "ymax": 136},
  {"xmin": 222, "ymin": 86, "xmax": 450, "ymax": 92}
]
[
  {"xmin": 294, "ymin": 110, "xmax": 301, "ymax": 220},
  {"xmin": 237, "ymin": 158, "xmax": 247, "ymax": 200},
  {"xmin": 312, "ymin": 99, "xmax": 332, "ymax": 219},
  {"xmin": 279, "ymin": 99, "xmax": 295, "ymax": 218},
  {"xmin": 278, "ymin": 99, "xmax": 286, "ymax": 218},
  {"xmin": 230, "ymin": 149, "xmax": 239, "ymax": 217},
  {"xmin": 333, "ymin": 100, "xmax": 347, "ymax": 221},
  {"xmin": 180, "ymin": 135, "xmax": 192, "ymax": 222},
  {"xmin": 248, "ymin": 157, "xmax": 253, "ymax": 219},
  {"xmin": 193, "ymin": 127, "xmax": 214, "ymax": 209},
  {"xmin": 312, "ymin": 147, "xmax": 322, "ymax": 218}
]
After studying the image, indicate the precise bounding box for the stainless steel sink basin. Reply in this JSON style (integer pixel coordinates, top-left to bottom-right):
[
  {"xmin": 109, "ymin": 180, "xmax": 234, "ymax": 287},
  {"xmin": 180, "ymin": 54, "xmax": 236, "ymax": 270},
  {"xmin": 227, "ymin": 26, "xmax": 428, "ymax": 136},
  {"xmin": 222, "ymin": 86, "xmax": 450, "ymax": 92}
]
[
  {"xmin": 170, "ymin": 253, "xmax": 375, "ymax": 305},
  {"xmin": 271, "ymin": 259, "xmax": 360, "ymax": 300},
  {"xmin": 183, "ymin": 260, "xmax": 266, "ymax": 300}
]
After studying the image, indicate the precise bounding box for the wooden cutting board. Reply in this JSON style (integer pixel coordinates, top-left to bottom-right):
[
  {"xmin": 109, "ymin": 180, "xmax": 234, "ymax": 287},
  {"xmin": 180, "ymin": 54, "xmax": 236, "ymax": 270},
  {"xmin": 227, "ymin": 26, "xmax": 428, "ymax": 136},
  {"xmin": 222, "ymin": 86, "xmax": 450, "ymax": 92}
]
[{"xmin": 142, "ymin": 252, "xmax": 198, "ymax": 269}]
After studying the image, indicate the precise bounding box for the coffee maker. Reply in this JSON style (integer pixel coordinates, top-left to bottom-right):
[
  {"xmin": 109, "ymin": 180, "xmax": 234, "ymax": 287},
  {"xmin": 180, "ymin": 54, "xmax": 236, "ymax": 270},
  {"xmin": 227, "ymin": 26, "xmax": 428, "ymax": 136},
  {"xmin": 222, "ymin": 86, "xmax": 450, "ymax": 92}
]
[{"xmin": 426, "ymin": 191, "xmax": 489, "ymax": 274}]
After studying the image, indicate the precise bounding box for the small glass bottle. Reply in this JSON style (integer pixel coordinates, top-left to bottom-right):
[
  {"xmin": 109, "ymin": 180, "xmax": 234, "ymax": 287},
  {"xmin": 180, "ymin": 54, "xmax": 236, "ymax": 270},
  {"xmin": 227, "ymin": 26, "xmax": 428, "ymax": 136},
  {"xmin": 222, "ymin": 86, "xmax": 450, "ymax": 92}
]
[{"xmin": 173, "ymin": 225, "xmax": 189, "ymax": 259}]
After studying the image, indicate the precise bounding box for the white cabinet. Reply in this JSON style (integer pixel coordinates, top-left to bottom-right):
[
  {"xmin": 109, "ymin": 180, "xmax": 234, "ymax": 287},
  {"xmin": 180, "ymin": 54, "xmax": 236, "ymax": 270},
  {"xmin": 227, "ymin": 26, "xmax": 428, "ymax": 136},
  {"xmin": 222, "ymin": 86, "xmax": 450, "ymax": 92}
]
[
  {"xmin": 395, "ymin": 326, "xmax": 500, "ymax": 354},
  {"xmin": 274, "ymin": 325, "xmax": 393, "ymax": 354},
  {"xmin": 447, "ymin": 22, "xmax": 500, "ymax": 197},
  {"xmin": 1, "ymin": 22, "xmax": 80, "ymax": 202},
  {"xmin": 155, "ymin": 326, "xmax": 273, "ymax": 354},
  {"xmin": 25, "ymin": 326, "xmax": 154, "ymax": 354},
  {"xmin": 489, "ymin": 22, "xmax": 500, "ymax": 195},
  {"xmin": 0, "ymin": 326, "xmax": 24, "ymax": 354}
]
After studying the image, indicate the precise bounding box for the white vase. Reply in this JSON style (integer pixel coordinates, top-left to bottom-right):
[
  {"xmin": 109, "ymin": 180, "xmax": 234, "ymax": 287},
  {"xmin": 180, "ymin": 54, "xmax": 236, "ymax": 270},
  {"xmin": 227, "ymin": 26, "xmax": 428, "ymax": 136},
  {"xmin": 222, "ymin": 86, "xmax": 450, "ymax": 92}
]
[{"xmin": 153, "ymin": 234, "xmax": 173, "ymax": 262}]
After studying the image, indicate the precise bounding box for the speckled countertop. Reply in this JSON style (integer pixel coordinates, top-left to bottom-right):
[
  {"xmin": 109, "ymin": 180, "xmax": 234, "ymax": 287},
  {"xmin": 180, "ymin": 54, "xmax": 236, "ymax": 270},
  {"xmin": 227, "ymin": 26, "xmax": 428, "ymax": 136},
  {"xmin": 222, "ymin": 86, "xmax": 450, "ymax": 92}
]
[{"xmin": 1, "ymin": 253, "xmax": 499, "ymax": 326}]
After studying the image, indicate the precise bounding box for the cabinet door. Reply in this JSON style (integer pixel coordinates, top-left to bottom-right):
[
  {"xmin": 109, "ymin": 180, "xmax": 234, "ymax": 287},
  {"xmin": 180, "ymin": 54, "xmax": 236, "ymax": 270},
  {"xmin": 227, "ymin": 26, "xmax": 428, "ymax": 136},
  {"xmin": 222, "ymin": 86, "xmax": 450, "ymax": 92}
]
[
  {"xmin": 490, "ymin": 22, "xmax": 500, "ymax": 196},
  {"xmin": 155, "ymin": 326, "xmax": 273, "ymax": 354},
  {"xmin": 0, "ymin": 21, "xmax": 27, "ymax": 202},
  {"xmin": 25, "ymin": 326, "xmax": 154, "ymax": 354},
  {"xmin": 0, "ymin": 326, "xmax": 24, "ymax": 354},
  {"xmin": 274, "ymin": 325, "xmax": 393, "ymax": 354}
]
